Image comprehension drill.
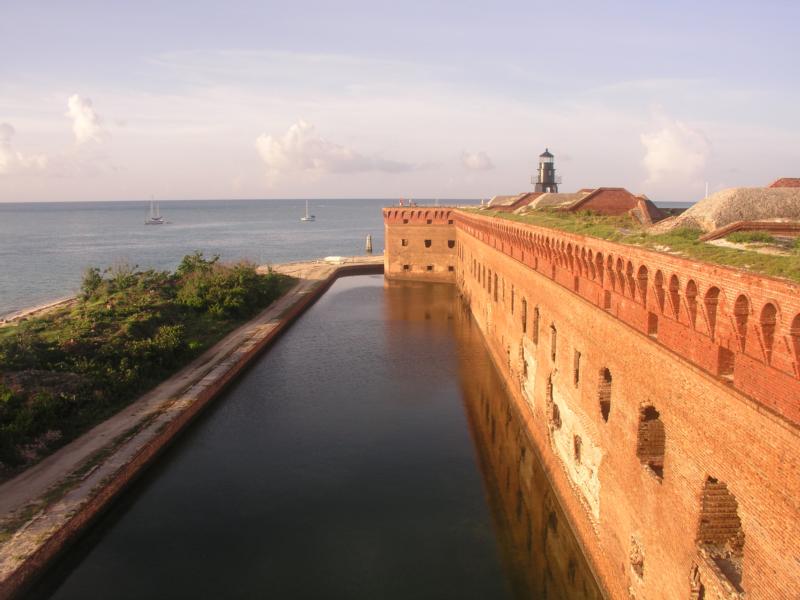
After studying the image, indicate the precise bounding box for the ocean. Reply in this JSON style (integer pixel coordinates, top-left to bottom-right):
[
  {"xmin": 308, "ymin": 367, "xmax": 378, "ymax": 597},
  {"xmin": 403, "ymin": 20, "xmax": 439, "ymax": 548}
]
[
  {"xmin": 0, "ymin": 199, "xmax": 477, "ymax": 317},
  {"xmin": 0, "ymin": 198, "xmax": 687, "ymax": 317}
]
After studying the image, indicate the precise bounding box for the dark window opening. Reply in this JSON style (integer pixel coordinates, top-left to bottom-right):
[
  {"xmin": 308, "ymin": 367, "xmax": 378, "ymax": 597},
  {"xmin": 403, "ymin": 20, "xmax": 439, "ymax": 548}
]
[
  {"xmin": 599, "ymin": 368, "xmax": 612, "ymax": 422},
  {"xmin": 573, "ymin": 435, "xmax": 582, "ymax": 465},
  {"xmin": 426, "ymin": 265, "xmax": 434, "ymax": 272},
  {"xmin": 521, "ymin": 299, "xmax": 528, "ymax": 334},
  {"xmin": 573, "ymin": 350, "xmax": 581, "ymax": 387},
  {"xmin": 402, "ymin": 264, "xmax": 410, "ymax": 271},
  {"xmin": 401, "ymin": 239, "xmax": 408, "ymax": 247},
  {"xmin": 424, "ymin": 239, "xmax": 432, "ymax": 248},
  {"xmin": 447, "ymin": 240, "xmax": 455, "ymax": 248},
  {"xmin": 447, "ymin": 265, "xmax": 454, "ymax": 272},
  {"xmin": 533, "ymin": 307, "xmax": 540, "ymax": 344},
  {"xmin": 550, "ymin": 324, "xmax": 557, "ymax": 362}
]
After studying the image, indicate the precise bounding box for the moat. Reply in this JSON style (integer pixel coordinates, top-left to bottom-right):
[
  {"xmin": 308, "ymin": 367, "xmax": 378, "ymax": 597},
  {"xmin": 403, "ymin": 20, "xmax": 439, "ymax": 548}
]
[{"xmin": 27, "ymin": 275, "xmax": 599, "ymax": 599}]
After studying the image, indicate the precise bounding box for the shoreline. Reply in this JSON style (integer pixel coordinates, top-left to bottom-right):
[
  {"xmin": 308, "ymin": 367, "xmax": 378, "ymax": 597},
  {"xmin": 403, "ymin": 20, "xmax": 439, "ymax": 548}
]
[
  {"xmin": 0, "ymin": 297, "xmax": 76, "ymax": 326},
  {"xmin": 0, "ymin": 255, "xmax": 383, "ymax": 599}
]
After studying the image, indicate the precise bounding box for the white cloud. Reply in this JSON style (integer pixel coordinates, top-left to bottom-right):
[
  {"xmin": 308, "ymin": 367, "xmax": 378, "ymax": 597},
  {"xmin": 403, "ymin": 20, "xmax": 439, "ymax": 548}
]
[
  {"xmin": 461, "ymin": 150, "xmax": 494, "ymax": 171},
  {"xmin": 255, "ymin": 120, "xmax": 415, "ymax": 178},
  {"xmin": 0, "ymin": 122, "xmax": 48, "ymax": 175},
  {"xmin": 66, "ymin": 94, "xmax": 107, "ymax": 144},
  {"xmin": 641, "ymin": 118, "xmax": 710, "ymax": 187}
]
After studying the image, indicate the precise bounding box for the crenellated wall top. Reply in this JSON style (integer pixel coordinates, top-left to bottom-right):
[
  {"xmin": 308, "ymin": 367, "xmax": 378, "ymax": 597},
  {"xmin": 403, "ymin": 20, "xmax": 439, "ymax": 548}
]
[{"xmin": 383, "ymin": 207, "xmax": 456, "ymax": 225}]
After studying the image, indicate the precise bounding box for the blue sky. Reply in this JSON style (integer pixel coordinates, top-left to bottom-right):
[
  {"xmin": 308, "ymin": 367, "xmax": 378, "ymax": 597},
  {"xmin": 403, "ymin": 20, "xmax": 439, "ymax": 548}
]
[{"xmin": 1, "ymin": 0, "xmax": 798, "ymax": 201}]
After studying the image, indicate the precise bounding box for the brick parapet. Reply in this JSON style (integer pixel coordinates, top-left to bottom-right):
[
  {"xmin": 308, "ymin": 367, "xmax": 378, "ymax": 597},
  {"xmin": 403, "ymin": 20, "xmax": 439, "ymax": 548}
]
[{"xmin": 452, "ymin": 211, "xmax": 800, "ymax": 426}]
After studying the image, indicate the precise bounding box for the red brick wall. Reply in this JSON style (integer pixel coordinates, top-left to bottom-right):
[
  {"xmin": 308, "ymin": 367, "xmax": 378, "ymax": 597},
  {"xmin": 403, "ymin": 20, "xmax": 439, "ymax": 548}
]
[
  {"xmin": 384, "ymin": 208, "xmax": 800, "ymax": 599},
  {"xmin": 383, "ymin": 207, "xmax": 457, "ymax": 283}
]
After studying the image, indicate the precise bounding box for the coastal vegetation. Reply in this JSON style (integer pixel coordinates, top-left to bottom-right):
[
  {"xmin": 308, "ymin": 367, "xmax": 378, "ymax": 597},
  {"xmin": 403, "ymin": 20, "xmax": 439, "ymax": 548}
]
[
  {"xmin": 0, "ymin": 253, "xmax": 293, "ymax": 477},
  {"xmin": 473, "ymin": 208, "xmax": 800, "ymax": 283}
]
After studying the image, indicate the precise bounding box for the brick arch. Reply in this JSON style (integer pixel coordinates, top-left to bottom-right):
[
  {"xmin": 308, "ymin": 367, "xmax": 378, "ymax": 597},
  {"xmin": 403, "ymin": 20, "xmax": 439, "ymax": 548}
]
[
  {"xmin": 653, "ymin": 270, "xmax": 665, "ymax": 313},
  {"xmin": 636, "ymin": 265, "xmax": 649, "ymax": 306},
  {"xmin": 685, "ymin": 280, "xmax": 698, "ymax": 328},
  {"xmin": 616, "ymin": 258, "xmax": 625, "ymax": 294},
  {"xmin": 586, "ymin": 249, "xmax": 596, "ymax": 280},
  {"xmin": 625, "ymin": 261, "xmax": 636, "ymax": 298},
  {"xmin": 791, "ymin": 314, "xmax": 800, "ymax": 373},
  {"xmin": 595, "ymin": 252, "xmax": 604, "ymax": 285},
  {"xmin": 703, "ymin": 286, "xmax": 721, "ymax": 338},
  {"xmin": 606, "ymin": 255, "xmax": 615, "ymax": 290},
  {"xmin": 734, "ymin": 295, "xmax": 750, "ymax": 351},
  {"xmin": 668, "ymin": 274, "xmax": 681, "ymax": 319},
  {"xmin": 760, "ymin": 302, "xmax": 778, "ymax": 362}
]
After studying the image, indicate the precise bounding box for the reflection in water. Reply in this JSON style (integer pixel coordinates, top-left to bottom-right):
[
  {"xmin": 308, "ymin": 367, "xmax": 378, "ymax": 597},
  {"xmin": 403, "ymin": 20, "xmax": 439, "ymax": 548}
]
[
  {"xmin": 30, "ymin": 277, "xmax": 598, "ymax": 599},
  {"xmin": 385, "ymin": 281, "xmax": 602, "ymax": 600}
]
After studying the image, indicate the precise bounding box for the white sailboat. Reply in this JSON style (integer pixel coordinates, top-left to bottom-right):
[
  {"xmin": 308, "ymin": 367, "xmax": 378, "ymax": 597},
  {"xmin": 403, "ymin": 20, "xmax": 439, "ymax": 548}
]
[
  {"xmin": 145, "ymin": 199, "xmax": 164, "ymax": 225},
  {"xmin": 300, "ymin": 199, "xmax": 315, "ymax": 222}
]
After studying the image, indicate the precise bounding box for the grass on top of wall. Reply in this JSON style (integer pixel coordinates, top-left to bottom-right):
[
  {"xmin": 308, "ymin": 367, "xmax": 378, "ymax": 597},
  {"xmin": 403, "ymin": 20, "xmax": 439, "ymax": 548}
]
[{"xmin": 467, "ymin": 208, "xmax": 800, "ymax": 283}]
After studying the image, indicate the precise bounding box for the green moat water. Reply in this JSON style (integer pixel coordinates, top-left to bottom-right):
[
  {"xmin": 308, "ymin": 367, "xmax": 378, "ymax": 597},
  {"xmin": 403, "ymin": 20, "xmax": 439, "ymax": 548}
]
[{"xmin": 28, "ymin": 275, "xmax": 600, "ymax": 599}]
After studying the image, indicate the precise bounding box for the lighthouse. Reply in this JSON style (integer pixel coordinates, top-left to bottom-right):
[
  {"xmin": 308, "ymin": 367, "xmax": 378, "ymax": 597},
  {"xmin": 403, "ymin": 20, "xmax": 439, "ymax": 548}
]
[{"xmin": 533, "ymin": 148, "xmax": 559, "ymax": 193}]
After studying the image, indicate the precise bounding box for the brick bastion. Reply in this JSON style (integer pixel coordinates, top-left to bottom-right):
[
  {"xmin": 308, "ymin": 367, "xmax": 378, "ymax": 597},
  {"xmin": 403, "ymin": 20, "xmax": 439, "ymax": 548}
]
[
  {"xmin": 384, "ymin": 207, "xmax": 800, "ymax": 599},
  {"xmin": 0, "ymin": 258, "xmax": 383, "ymax": 600}
]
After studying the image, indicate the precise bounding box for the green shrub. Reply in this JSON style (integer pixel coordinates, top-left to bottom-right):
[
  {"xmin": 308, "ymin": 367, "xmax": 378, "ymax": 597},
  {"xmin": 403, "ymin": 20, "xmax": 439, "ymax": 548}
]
[
  {"xmin": 80, "ymin": 267, "xmax": 103, "ymax": 299},
  {"xmin": 0, "ymin": 253, "xmax": 292, "ymax": 476}
]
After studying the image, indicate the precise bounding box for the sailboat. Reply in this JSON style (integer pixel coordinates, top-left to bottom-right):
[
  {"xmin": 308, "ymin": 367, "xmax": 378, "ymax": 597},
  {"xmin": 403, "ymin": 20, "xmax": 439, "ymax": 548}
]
[
  {"xmin": 145, "ymin": 199, "xmax": 165, "ymax": 225},
  {"xmin": 300, "ymin": 199, "xmax": 315, "ymax": 222}
]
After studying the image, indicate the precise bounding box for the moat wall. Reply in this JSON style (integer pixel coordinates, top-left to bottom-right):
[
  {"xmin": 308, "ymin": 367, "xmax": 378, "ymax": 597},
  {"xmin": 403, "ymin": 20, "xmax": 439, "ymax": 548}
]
[{"xmin": 384, "ymin": 207, "xmax": 800, "ymax": 599}]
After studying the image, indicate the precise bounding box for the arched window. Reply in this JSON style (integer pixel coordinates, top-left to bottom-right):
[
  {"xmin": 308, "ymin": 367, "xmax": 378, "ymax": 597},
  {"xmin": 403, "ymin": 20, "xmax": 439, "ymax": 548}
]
[
  {"xmin": 697, "ymin": 477, "xmax": 745, "ymax": 593},
  {"xmin": 550, "ymin": 324, "xmax": 557, "ymax": 362},
  {"xmin": 636, "ymin": 405, "xmax": 665, "ymax": 479},
  {"xmin": 533, "ymin": 306, "xmax": 540, "ymax": 344},
  {"xmin": 599, "ymin": 368, "xmax": 612, "ymax": 422}
]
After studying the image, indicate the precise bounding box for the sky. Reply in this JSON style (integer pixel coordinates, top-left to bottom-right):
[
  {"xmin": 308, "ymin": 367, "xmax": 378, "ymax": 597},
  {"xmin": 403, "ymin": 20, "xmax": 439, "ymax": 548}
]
[{"xmin": 1, "ymin": 0, "xmax": 798, "ymax": 202}]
